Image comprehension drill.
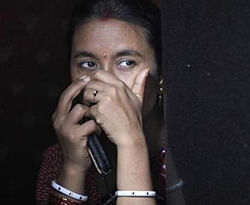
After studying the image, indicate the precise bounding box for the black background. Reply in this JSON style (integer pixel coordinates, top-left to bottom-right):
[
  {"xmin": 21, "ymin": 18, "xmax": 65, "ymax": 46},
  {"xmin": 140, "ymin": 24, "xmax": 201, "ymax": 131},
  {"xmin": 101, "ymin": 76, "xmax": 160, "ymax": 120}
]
[
  {"xmin": 0, "ymin": 1, "xmax": 73, "ymax": 204},
  {"xmin": 163, "ymin": 0, "xmax": 250, "ymax": 205},
  {"xmin": 0, "ymin": 0, "xmax": 250, "ymax": 204}
]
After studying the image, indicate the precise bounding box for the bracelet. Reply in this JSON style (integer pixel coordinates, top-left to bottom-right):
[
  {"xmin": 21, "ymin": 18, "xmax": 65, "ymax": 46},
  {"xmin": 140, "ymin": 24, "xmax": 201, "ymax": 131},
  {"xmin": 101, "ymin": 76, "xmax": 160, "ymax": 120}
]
[
  {"xmin": 166, "ymin": 179, "xmax": 184, "ymax": 193},
  {"xmin": 115, "ymin": 190, "xmax": 156, "ymax": 197},
  {"xmin": 49, "ymin": 193, "xmax": 86, "ymax": 205},
  {"xmin": 51, "ymin": 180, "xmax": 88, "ymax": 202}
]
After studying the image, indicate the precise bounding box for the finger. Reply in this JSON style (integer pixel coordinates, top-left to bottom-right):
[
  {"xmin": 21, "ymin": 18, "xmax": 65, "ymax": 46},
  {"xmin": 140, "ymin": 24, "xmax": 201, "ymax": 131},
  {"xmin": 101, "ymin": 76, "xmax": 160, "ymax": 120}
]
[
  {"xmin": 85, "ymin": 104, "xmax": 99, "ymax": 123},
  {"xmin": 56, "ymin": 77, "xmax": 90, "ymax": 118},
  {"xmin": 76, "ymin": 119, "xmax": 102, "ymax": 137},
  {"xmin": 75, "ymin": 119, "xmax": 100, "ymax": 137},
  {"xmin": 92, "ymin": 70, "xmax": 121, "ymax": 86},
  {"xmin": 85, "ymin": 79, "xmax": 110, "ymax": 92},
  {"xmin": 131, "ymin": 69, "xmax": 149, "ymax": 102},
  {"xmin": 66, "ymin": 104, "xmax": 89, "ymax": 125},
  {"xmin": 83, "ymin": 88, "xmax": 105, "ymax": 104}
]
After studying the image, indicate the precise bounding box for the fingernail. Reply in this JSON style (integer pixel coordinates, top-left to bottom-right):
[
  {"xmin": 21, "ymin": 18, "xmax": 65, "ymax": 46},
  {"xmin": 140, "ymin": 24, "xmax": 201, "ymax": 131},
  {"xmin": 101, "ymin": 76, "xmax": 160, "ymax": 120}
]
[
  {"xmin": 79, "ymin": 75, "xmax": 87, "ymax": 80},
  {"xmin": 83, "ymin": 76, "xmax": 91, "ymax": 82},
  {"xmin": 79, "ymin": 75, "xmax": 90, "ymax": 82}
]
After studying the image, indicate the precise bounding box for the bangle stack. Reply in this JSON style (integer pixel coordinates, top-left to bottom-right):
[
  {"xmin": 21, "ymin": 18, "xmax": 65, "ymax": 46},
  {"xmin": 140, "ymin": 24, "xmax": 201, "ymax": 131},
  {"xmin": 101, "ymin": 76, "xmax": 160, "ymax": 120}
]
[
  {"xmin": 51, "ymin": 180, "xmax": 157, "ymax": 204},
  {"xmin": 51, "ymin": 181, "xmax": 88, "ymax": 203},
  {"xmin": 49, "ymin": 194, "xmax": 86, "ymax": 205}
]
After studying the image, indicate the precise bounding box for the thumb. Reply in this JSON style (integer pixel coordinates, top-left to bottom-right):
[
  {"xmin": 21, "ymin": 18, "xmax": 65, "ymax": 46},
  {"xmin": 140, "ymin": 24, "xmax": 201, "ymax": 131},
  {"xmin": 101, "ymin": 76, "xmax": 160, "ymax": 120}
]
[{"xmin": 132, "ymin": 68, "xmax": 149, "ymax": 102}]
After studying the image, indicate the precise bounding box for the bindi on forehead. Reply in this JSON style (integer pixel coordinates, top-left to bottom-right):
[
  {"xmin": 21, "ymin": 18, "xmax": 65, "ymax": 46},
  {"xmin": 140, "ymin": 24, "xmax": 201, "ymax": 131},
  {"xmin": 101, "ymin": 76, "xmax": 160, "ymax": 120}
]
[{"xmin": 103, "ymin": 53, "xmax": 107, "ymax": 58}]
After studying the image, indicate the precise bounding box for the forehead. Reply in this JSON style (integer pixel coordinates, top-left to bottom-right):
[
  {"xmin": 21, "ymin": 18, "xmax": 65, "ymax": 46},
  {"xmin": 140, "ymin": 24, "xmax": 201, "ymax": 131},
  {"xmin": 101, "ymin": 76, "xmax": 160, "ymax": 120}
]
[{"xmin": 72, "ymin": 18, "xmax": 152, "ymax": 55}]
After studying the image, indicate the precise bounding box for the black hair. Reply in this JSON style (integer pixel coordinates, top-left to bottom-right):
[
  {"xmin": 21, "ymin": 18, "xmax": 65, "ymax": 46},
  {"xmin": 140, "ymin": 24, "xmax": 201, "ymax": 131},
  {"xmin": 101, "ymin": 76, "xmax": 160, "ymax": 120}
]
[{"xmin": 67, "ymin": 0, "xmax": 161, "ymax": 71}]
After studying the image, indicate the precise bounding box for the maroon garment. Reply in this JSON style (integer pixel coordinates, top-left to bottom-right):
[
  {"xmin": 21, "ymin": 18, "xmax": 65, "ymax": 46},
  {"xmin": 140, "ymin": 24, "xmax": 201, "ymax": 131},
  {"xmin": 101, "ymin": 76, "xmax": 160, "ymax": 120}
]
[{"xmin": 36, "ymin": 144, "xmax": 166, "ymax": 204}]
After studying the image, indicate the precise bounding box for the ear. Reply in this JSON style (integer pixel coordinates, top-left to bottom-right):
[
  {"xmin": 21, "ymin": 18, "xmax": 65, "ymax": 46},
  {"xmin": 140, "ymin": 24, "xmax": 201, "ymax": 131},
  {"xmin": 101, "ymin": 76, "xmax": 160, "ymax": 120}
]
[{"xmin": 131, "ymin": 69, "xmax": 149, "ymax": 102}]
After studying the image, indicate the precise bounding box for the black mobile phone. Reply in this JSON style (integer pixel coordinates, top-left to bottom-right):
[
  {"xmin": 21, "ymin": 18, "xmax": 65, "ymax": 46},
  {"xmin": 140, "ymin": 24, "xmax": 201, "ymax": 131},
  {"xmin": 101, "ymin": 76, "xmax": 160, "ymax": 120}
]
[
  {"xmin": 72, "ymin": 91, "xmax": 112, "ymax": 176},
  {"xmin": 87, "ymin": 132, "xmax": 112, "ymax": 175}
]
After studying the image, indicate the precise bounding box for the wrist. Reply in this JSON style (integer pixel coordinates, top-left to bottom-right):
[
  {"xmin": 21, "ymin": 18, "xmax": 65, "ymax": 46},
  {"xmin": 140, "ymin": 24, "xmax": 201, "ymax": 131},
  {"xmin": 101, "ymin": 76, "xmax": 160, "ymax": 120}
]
[
  {"xmin": 116, "ymin": 139, "xmax": 152, "ymax": 191},
  {"xmin": 116, "ymin": 130, "xmax": 147, "ymax": 149},
  {"xmin": 117, "ymin": 141, "xmax": 148, "ymax": 158},
  {"xmin": 117, "ymin": 135, "xmax": 149, "ymax": 165},
  {"xmin": 57, "ymin": 161, "xmax": 88, "ymax": 194},
  {"xmin": 63, "ymin": 158, "xmax": 90, "ymax": 173}
]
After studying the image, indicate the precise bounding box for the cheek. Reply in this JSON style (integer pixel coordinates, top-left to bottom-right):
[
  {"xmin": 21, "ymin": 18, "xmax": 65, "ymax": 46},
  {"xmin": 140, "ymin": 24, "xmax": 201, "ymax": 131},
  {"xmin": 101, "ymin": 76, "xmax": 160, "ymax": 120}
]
[
  {"xmin": 70, "ymin": 65, "xmax": 91, "ymax": 81},
  {"xmin": 70, "ymin": 65, "xmax": 79, "ymax": 81}
]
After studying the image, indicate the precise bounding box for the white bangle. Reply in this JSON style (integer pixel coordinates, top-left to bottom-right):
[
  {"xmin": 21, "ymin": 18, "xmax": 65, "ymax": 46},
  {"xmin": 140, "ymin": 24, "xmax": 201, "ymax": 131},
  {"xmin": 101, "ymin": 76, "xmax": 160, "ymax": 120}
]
[
  {"xmin": 51, "ymin": 180, "xmax": 88, "ymax": 202},
  {"xmin": 115, "ymin": 190, "xmax": 156, "ymax": 197}
]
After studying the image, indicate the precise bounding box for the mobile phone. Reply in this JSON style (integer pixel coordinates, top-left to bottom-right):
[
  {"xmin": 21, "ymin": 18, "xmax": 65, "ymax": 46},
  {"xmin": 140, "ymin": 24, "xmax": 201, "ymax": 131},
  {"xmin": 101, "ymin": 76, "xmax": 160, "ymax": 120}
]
[
  {"xmin": 87, "ymin": 132, "xmax": 112, "ymax": 175},
  {"xmin": 72, "ymin": 91, "xmax": 112, "ymax": 176}
]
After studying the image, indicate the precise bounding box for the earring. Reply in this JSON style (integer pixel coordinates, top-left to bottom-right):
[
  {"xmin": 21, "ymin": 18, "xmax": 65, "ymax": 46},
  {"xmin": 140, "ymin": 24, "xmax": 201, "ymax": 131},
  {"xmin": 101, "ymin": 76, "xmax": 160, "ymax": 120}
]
[{"xmin": 157, "ymin": 76, "xmax": 164, "ymax": 106}]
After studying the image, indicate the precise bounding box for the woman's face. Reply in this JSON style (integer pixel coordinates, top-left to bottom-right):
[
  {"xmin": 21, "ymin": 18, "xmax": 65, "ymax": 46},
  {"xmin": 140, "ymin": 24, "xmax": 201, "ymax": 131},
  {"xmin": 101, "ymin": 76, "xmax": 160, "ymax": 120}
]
[{"xmin": 70, "ymin": 18, "xmax": 158, "ymax": 116}]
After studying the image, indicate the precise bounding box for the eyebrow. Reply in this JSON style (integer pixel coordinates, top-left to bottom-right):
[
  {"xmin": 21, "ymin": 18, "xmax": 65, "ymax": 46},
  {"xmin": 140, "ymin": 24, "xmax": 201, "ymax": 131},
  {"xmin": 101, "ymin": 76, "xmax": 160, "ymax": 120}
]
[
  {"xmin": 72, "ymin": 49, "xmax": 143, "ymax": 60},
  {"xmin": 72, "ymin": 51, "xmax": 96, "ymax": 60},
  {"xmin": 114, "ymin": 50, "xmax": 143, "ymax": 58}
]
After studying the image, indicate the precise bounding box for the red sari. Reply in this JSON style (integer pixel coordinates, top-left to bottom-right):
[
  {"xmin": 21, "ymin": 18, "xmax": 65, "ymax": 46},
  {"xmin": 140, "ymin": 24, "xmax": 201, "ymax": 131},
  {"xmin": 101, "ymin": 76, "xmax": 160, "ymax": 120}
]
[{"xmin": 36, "ymin": 144, "xmax": 166, "ymax": 204}]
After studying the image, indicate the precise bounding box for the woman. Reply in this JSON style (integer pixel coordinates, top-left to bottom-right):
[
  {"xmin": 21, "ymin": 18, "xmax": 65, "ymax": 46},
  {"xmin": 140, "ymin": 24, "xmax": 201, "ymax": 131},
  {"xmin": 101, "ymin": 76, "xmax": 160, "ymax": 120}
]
[{"xmin": 36, "ymin": 0, "xmax": 171, "ymax": 204}]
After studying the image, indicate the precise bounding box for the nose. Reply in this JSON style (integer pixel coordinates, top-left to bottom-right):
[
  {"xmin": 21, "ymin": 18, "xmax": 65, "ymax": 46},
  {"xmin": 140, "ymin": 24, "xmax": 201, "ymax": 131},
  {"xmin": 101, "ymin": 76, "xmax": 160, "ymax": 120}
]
[
  {"xmin": 99, "ymin": 52, "xmax": 113, "ymax": 72},
  {"xmin": 101, "ymin": 64, "xmax": 110, "ymax": 72},
  {"xmin": 100, "ymin": 61, "xmax": 112, "ymax": 72}
]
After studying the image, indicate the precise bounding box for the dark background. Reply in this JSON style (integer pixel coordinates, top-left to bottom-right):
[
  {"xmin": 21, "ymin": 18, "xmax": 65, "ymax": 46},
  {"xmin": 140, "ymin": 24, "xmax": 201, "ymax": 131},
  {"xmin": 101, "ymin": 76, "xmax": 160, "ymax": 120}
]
[
  {"xmin": 0, "ymin": 1, "xmax": 73, "ymax": 204},
  {"xmin": 0, "ymin": 0, "xmax": 249, "ymax": 204},
  {"xmin": 163, "ymin": 0, "xmax": 250, "ymax": 205}
]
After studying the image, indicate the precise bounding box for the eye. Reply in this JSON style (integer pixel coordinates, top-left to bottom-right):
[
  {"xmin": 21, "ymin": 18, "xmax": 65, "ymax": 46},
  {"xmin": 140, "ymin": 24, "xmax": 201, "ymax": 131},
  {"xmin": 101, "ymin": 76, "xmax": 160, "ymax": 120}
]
[
  {"xmin": 117, "ymin": 59, "xmax": 136, "ymax": 70},
  {"xmin": 78, "ymin": 61, "xmax": 98, "ymax": 70}
]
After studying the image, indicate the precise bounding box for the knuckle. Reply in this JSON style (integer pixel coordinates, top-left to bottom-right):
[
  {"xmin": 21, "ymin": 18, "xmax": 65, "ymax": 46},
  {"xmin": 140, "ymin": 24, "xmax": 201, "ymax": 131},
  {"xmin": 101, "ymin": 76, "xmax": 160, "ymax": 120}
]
[
  {"xmin": 117, "ymin": 81, "xmax": 125, "ymax": 89},
  {"xmin": 96, "ymin": 117, "xmax": 102, "ymax": 125},
  {"xmin": 105, "ymin": 95, "xmax": 112, "ymax": 102},
  {"xmin": 109, "ymin": 86, "xmax": 117, "ymax": 96},
  {"xmin": 81, "ymin": 140, "xmax": 88, "ymax": 148},
  {"xmin": 61, "ymin": 123, "xmax": 73, "ymax": 136},
  {"xmin": 97, "ymin": 104, "xmax": 104, "ymax": 114},
  {"xmin": 60, "ymin": 125, "xmax": 68, "ymax": 135},
  {"xmin": 74, "ymin": 103, "xmax": 83, "ymax": 112},
  {"xmin": 52, "ymin": 119, "xmax": 60, "ymax": 130},
  {"xmin": 96, "ymin": 105, "xmax": 102, "ymax": 114},
  {"xmin": 67, "ymin": 130, "xmax": 77, "ymax": 140}
]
